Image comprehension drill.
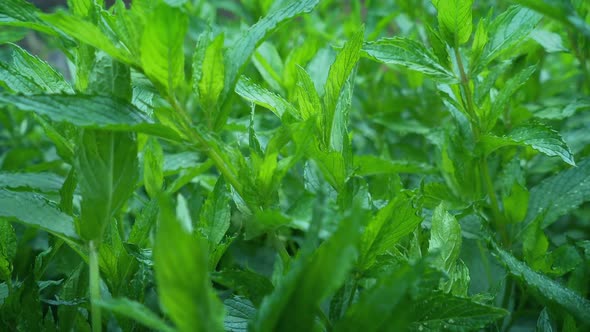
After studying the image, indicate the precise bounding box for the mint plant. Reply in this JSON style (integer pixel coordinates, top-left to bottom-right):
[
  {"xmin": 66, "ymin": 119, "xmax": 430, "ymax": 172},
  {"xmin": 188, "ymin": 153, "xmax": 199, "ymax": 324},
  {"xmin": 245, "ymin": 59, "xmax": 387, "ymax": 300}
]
[{"xmin": 0, "ymin": 0, "xmax": 589, "ymax": 331}]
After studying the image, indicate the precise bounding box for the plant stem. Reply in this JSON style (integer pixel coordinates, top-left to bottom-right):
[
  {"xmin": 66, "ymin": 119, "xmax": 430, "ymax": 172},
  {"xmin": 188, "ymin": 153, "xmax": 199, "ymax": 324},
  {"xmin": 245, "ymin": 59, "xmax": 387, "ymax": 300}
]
[
  {"xmin": 453, "ymin": 47, "xmax": 480, "ymax": 139},
  {"xmin": 480, "ymin": 158, "xmax": 508, "ymax": 243},
  {"xmin": 89, "ymin": 241, "xmax": 101, "ymax": 332},
  {"xmin": 167, "ymin": 97, "xmax": 244, "ymax": 197}
]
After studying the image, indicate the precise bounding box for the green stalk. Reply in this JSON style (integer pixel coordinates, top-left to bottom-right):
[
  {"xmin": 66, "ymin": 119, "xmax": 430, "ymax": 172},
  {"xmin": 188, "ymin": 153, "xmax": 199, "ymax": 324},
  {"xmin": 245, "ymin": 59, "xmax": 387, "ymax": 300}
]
[{"xmin": 89, "ymin": 241, "xmax": 101, "ymax": 332}]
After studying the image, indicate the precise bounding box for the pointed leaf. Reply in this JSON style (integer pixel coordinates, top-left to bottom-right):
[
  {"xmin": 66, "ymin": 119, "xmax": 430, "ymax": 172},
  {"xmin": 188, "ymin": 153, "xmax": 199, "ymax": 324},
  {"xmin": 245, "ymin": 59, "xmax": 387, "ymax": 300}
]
[
  {"xmin": 154, "ymin": 196, "xmax": 225, "ymax": 332},
  {"xmin": 251, "ymin": 209, "xmax": 364, "ymax": 332},
  {"xmin": 409, "ymin": 293, "xmax": 508, "ymax": 331},
  {"xmin": 199, "ymin": 178, "xmax": 231, "ymax": 247},
  {"xmin": 140, "ymin": 3, "xmax": 187, "ymax": 92},
  {"xmin": 0, "ymin": 189, "xmax": 78, "ymax": 240},
  {"xmin": 493, "ymin": 245, "xmax": 590, "ymax": 324},
  {"xmin": 432, "ymin": 0, "xmax": 474, "ymax": 46},
  {"xmin": 235, "ymin": 76, "xmax": 298, "ymax": 119},
  {"xmin": 524, "ymin": 158, "xmax": 590, "ymax": 228},
  {"xmin": 360, "ymin": 195, "xmax": 423, "ymax": 269},
  {"xmin": 199, "ymin": 33, "xmax": 225, "ymax": 111},
  {"xmin": 429, "ymin": 204, "xmax": 462, "ymax": 273},
  {"xmin": 76, "ymin": 130, "xmax": 138, "ymax": 242},
  {"xmin": 96, "ymin": 298, "xmax": 175, "ymax": 332},
  {"xmin": 0, "ymin": 93, "xmax": 179, "ymax": 139},
  {"xmin": 223, "ymin": 0, "xmax": 320, "ymax": 102},
  {"xmin": 362, "ymin": 37, "xmax": 458, "ymax": 83},
  {"xmin": 481, "ymin": 123, "xmax": 575, "ymax": 166}
]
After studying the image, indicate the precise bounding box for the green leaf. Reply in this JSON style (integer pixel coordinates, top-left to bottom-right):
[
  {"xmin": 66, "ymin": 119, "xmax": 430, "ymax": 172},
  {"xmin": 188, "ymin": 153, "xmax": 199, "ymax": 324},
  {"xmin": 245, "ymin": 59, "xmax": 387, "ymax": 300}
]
[
  {"xmin": 513, "ymin": 0, "xmax": 590, "ymax": 38},
  {"xmin": 362, "ymin": 37, "xmax": 458, "ymax": 83},
  {"xmin": 359, "ymin": 195, "xmax": 423, "ymax": 270},
  {"xmin": 0, "ymin": 44, "xmax": 73, "ymax": 94},
  {"xmin": 354, "ymin": 155, "xmax": 435, "ymax": 176},
  {"xmin": 480, "ymin": 123, "xmax": 575, "ymax": 166},
  {"xmin": 523, "ymin": 158, "xmax": 590, "ymax": 228},
  {"xmin": 432, "ymin": 0, "xmax": 474, "ymax": 46},
  {"xmin": 0, "ymin": 172, "xmax": 64, "ymax": 192},
  {"xmin": 323, "ymin": 29, "xmax": 363, "ymax": 148},
  {"xmin": 473, "ymin": 6, "xmax": 542, "ymax": 73},
  {"xmin": 409, "ymin": 293, "xmax": 508, "ymax": 331},
  {"xmin": 154, "ymin": 195, "xmax": 225, "ymax": 332},
  {"xmin": 212, "ymin": 269, "xmax": 274, "ymax": 306},
  {"xmin": 224, "ymin": 296, "xmax": 256, "ymax": 332},
  {"xmin": 199, "ymin": 33, "xmax": 225, "ymax": 112},
  {"xmin": 295, "ymin": 66, "xmax": 322, "ymax": 121},
  {"xmin": 140, "ymin": 2, "xmax": 188, "ymax": 92},
  {"xmin": 143, "ymin": 138, "xmax": 164, "ymax": 199},
  {"xmin": 235, "ymin": 76, "xmax": 299, "ymax": 119},
  {"xmin": 39, "ymin": 12, "xmax": 133, "ymax": 65},
  {"xmin": 493, "ymin": 244, "xmax": 590, "ymax": 324},
  {"xmin": 429, "ymin": 204, "xmax": 462, "ymax": 273},
  {"xmin": 222, "ymin": 0, "xmax": 320, "ymax": 102},
  {"xmin": 502, "ymin": 183, "xmax": 529, "ymax": 223},
  {"xmin": 0, "ymin": 220, "xmax": 16, "ymax": 280},
  {"xmin": 96, "ymin": 298, "xmax": 174, "ymax": 332},
  {"xmin": 0, "ymin": 189, "xmax": 78, "ymax": 240},
  {"xmin": 88, "ymin": 52, "xmax": 132, "ymax": 101},
  {"xmin": 333, "ymin": 263, "xmax": 425, "ymax": 332},
  {"xmin": 0, "ymin": 0, "xmax": 55, "ymax": 35},
  {"xmin": 76, "ymin": 130, "xmax": 138, "ymax": 242},
  {"xmin": 199, "ymin": 177, "xmax": 231, "ymax": 247},
  {"xmin": 251, "ymin": 209, "xmax": 364, "ymax": 332},
  {"xmin": 485, "ymin": 65, "xmax": 537, "ymax": 130},
  {"xmin": 0, "ymin": 93, "xmax": 179, "ymax": 139}
]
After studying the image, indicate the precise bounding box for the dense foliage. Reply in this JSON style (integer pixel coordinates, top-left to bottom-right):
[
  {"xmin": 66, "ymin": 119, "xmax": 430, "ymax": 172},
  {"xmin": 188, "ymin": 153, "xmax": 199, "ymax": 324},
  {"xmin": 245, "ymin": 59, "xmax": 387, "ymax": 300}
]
[{"xmin": 0, "ymin": 0, "xmax": 589, "ymax": 331}]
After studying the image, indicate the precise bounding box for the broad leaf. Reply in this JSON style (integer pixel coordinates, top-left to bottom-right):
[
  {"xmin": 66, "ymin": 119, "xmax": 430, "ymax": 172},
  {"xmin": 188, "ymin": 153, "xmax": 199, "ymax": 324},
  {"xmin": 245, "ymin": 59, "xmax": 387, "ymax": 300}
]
[
  {"xmin": 76, "ymin": 130, "xmax": 138, "ymax": 242},
  {"xmin": 429, "ymin": 204, "xmax": 462, "ymax": 274},
  {"xmin": 362, "ymin": 37, "xmax": 458, "ymax": 83},
  {"xmin": 154, "ymin": 196, "xmax": 225, "ymax": 332},
  {"xmin": 432, "ymin": 0, "xmax": 474, "ymax": 46},
  {"xmin": 523, "ymin": 158, "xmax": 590, "ymax": 228},
  {"xmin": 0, "ymin": 93, "xmax": 179, "ymax": 139},
  {"xmin": 0, "ymin": 172, "xmax": 64, "ymax": 192},
  {"xmin": 224, "ymin": 297, "xmax": 256, "ymax": 332},
  {"xmin": 0, "ymin": 44, "xmax": 73, "ymax": 94},
  {"xmin": 140, "ymin": 2, "xmax": 187, "ymax": 92},
  {"xmin": 235, "ymin": 76, "xmax": 299, "ymax": 119},
  {"xmin": 409, "ymin": 293, "xmax": 508, "ymax": 331},
  {"xmin": 0, "ymin": 0, "xmax": 55, "ymax": 34},
  {"xmin": 360, "ymin": 194, "xmax": 423, "ymax": 270},
  {"xmin": 0, "ymin": 189, "xmax": 78, "ymax": 240},
  {"xmin": 480, "ymin": 123, "xmax": 575, "ymax": 166},
  {"xmin": 473, "ymin": 6, "xmax": 542, "ymax": 73},
  {"xmin": 40, "ymin": 12, "xmax": 134, "ymax": 64},
  {"xmin": 199, "ymin": 177, "xmax": 231, "ymax": 247},
  {"xmin": 198, "ymin": 33, "xmax": 225, "ymax": 112}
]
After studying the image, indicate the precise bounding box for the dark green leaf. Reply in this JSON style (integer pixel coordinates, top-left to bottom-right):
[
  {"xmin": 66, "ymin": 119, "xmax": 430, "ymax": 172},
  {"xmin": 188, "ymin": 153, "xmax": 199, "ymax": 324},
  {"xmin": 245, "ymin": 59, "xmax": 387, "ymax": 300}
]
[
  {"xmin": 493, "ymin": 245, "xmax": 590, "ymax": 324},
  {"xmin": 523, "ymin": 158, "xmax": 590, "ymax": 228}
]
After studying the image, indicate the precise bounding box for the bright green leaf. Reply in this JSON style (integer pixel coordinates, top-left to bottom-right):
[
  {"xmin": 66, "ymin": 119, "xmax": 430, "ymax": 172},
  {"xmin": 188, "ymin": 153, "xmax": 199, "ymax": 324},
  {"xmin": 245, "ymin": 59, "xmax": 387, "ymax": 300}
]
[
  {"xmin": 154, "ymin": 195, "xmax": 225, "ymax": 332},
  {"xmin": 432, "ymin": 0, "xmax": 474, "ymax": 46},
  {"xmin": 76, "ymin": 130, "xmax": 138, "ymax": 242},
  {"xmin": 198, "ymin": 33, "xmax": 225, "ymax": 112},
  {"xmin": 140, "ymin": 3, "xmax": 188, "ymax": 92},
  {"xmin": 362, "ymin": 37, "xmax": 458, "ymax": 83}
]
